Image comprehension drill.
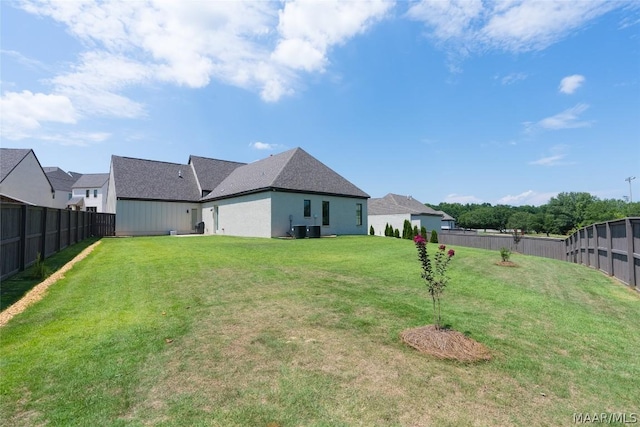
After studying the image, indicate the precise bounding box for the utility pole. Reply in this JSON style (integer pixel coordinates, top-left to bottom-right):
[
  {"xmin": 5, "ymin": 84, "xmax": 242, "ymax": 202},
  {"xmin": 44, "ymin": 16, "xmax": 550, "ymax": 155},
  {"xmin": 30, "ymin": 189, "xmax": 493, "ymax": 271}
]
[{"xmin": 625, "ymin": 176, "xmax": 636, "ymax": 202}]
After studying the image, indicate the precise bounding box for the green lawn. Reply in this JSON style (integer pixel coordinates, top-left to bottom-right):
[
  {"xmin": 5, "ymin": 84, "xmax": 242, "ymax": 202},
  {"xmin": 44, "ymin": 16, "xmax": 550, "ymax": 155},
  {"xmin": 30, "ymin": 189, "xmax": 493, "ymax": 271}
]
[{"xmin": 1, "ymin": 235, "xmax": 638, "ymax": 426}]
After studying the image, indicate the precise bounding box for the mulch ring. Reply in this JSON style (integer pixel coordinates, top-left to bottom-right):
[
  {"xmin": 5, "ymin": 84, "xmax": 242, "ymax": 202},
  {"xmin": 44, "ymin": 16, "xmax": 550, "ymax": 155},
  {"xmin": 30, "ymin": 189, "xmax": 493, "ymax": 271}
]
[
  {"xmin": 400, "ymin": 325, "xmax": 492, "ymax": 362},
  {"xmin": 496, "ymin": 261, "xmax": 518, "ymax": 267}
]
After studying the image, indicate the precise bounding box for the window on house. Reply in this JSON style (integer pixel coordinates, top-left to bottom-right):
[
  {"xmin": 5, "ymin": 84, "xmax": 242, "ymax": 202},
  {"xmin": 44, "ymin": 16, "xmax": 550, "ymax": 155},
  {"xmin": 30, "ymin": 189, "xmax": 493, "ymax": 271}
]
[
  {"xmin": 304, "ymin": 199, "xmax": 311, "ymax": 217},
  {"xmin": 356, "ymin": 203, "xmax": 363, "ymax": 226},
  {"xmin": 68, "ymin": 193, "xmax": 72, "ymax": 200},
  {"xmin": 322, "ymin": 201, "xmax": 330, "ymax": 226},
  {"xmin": 85, "ymin": 189, "xmax": 90, "ymax": 198},
  {"xmin": 94, "ymin": 189, "xmax": 98, "ymax": 198},
  {"xmin": 86, "ymin": 207, "xmax": 97, "ymax": 212}
]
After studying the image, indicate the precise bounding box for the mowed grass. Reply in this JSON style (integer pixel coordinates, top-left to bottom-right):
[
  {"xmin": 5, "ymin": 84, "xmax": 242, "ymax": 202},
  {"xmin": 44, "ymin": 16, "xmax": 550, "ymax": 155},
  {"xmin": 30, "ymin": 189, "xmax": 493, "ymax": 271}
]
[{"xmin": 0, "ymin": 235, "xmax": 638, "ymax": 426}]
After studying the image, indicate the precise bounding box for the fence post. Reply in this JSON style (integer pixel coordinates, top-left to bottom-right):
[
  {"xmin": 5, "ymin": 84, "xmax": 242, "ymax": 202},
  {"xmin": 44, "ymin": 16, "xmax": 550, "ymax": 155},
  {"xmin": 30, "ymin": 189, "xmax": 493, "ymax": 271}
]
[
  {"xmin": 19, "ymin": 204, "xmax": 27, "ymax": 272},
  {"xmin": 606, "ymin": 221, "xmax": 613, "ymax": 277},
  {"xmin": 626, "ymin": 218, "xmax": 636, "ymax": 288},
  {"xmin": 41, "ymin": 206, "xmax": 47, "ymax": 258},
  {"xmin": 593, "ymin": 224, "xmax": 599, "ymax": 271},
  {"xmin": 57, "ymin": 209, "xmax": 62, "ymax": 252}
]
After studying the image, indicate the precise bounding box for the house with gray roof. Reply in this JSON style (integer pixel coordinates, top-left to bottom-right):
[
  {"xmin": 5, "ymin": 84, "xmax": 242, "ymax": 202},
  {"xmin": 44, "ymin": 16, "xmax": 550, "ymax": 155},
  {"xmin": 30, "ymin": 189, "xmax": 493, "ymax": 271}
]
[
  {"xmin": 436, "ymin": 210, "xmax": 456, "ymax": 230},
  {"xmin": 107, "ymin": 147, "xmax": 369, "ymax": 237},
  {"xmin": 201, "ymin": 147, "xmax": 369, "ymax": 237},
  {"xmin": 367, "ymin": 193, "xmax": 442, "ymax": 236},
  {"xmin": 43, "ymin": 167, "xmax": 82, "ymax": 209},
  {"xmin": 72, "ymin": 173, "xmax": 110, "ymax": 213},
  {"xmin": 1, "ymin": 148, "xmax": 55, "ymax": 207}
]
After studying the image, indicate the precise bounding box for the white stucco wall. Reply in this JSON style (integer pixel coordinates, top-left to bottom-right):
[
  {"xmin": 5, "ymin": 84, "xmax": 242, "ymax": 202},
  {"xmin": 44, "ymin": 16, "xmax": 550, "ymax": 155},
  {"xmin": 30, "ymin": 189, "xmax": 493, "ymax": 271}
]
[
  {"xmin": 202, "ymin": 192, "xmax": 272, "ymax": 238},
  {"xmin": 115, "ymin": 200, "xmax": 201, "ymax": 236},
  {"xmin": 202, "ymin": 191, "xmax": 368, "ymax": 238},
  {"xmin": 105, "ymin": 171, "xmax": 117, "ymax": 214},
  {"xmin": 0, "ymin": 152, "xmax": 55, "ymax": 207},
  {"xmin": 52, "ymin": 189, "xmax": 72, "ymax": 209}
]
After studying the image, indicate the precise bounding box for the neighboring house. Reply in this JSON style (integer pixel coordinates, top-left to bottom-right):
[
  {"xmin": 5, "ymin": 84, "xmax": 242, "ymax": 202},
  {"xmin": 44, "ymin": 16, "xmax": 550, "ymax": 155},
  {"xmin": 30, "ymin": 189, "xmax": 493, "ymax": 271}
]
[
  {"xmin": 437, "ymin": 210, "xmax": 456, "ymax": 230},
  {"xmin": 201, "ymin": 147, "xmax": 370, "ymax": 238},
  {"xmin": 107, "ymin": 147, "xmax": 370, "ymax": 237},
  {"xmin": 72, "ymin": 173, "xmax": 110, "ymax": 212},
  {"xmin": 0, "ymin": 148, "xmax": 55, "ymax": 207},
  {"xmin": 106, "ymin": 156, "xmax": 203, "ymax": 236},
  {"xmin": 43, "ymin": 167, "xmax": 82, "ymax": 209},
  {"xmin": 368, "ymin": 193, "xmax": 442, "ymax": 236}
]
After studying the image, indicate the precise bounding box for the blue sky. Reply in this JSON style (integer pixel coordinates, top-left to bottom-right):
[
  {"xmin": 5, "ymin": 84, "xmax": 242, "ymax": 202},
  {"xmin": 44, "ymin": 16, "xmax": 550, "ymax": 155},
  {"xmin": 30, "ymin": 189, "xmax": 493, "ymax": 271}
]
[{"xmin": 1, "ymin": 0, "xmax": 639, "ymax": 206}]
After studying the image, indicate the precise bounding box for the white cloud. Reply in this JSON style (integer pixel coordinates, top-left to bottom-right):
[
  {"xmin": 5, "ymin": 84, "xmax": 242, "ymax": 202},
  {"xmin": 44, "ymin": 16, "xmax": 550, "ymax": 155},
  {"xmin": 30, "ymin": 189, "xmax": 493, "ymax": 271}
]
[
  {"xmin": 0, "ymin": 91, "xmax": 77, "ymax": 140},
  {"xmin": 497, "ymin": 190, "xmax": 557, "ymax": 206},
  {"xmin": 40, "ymin": 131, "xmax": 111, "ymax": 147},
  {"xmin": 499, "ymin": 72, "xmax": 528, "ymax": 85},
  {"xmin": 559, "ymin": 74, "xmax": 585, "ymax": 94},
  {"xmin": 538, "ymin": 103, "xmax": 592, "ymax": 130},
  {"xmin": 408, "ymin": 0, "xmax": 618, "ymax": 54},
  {"xmin": 529, "ymin": 144, "xmax": 574, "ymax": 166},
  {"xmin": 444, "ymin": 193, "xmax": 484, "ymax": 204},
  {"xmin": 250, "ymin": 142, "xmax": 279, "ymax": 150}
]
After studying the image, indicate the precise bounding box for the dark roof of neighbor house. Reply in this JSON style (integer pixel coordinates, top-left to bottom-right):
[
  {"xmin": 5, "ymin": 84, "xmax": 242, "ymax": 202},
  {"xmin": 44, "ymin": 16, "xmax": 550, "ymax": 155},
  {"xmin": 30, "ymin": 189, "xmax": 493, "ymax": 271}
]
[
  {"xmin": 111, "ymin": 156, "xmax": 201, "ymax": 202},
  {"xmin": 72, "ymin": 173, "xmax": 110, "ymax": 189},
  {"xmin": 188, "ymin": 155, "xmax": 245, "ymax": 193},
  {"xmin": 201, "ymin": 147, "xmax": 370, "ymax": 201},
  {"xmin": 44, "ymin": 167, "xmax": 80, "ymax": 192},
  {"xmin": 67, "ymin": 196, "xmax": 85, "ymax": 207},
  {"xmin": 436, "ymin": 210, "xmax": 455, "ymax": 221},
  {"xmin": 1, "ymin": 148, "xmax": 32, "ymax": 182},
  {"xmin": 368, "ymin": 193, "xmax": 442, "ymax": 216}
]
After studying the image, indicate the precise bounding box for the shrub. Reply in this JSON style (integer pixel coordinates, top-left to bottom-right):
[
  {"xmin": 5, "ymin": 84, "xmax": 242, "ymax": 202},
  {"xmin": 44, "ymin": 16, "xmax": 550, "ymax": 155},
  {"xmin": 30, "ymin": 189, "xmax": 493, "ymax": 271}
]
[
  {"xmin": 413, "ymin": 236, "xmax": 455, "ymax": 329},
  {"xmin": 500, "ymin": 247, "xmax": 511, "ymax": 262},
  {"xmin": 394, "ymin": 229, "xmax": 400, "ymax": 238},
  {"xmin": 369, "ymin": 225, "xmax": 375, "ymax": 236},
  {"xmin": 385, "ymin": 223, "xmax": 391, "ymax": 237},
  {"xmin": 430, "ymin": 230, "xmax": 438, "ymax": 243},
  {"xmin": 402, "ymin": 220, "xmax": 413, "ymax": 239},
  {"xmin": 413, "ymin": 225, "xmax": 419, "ymax": 239},
  {"xmin": 32, "ymin": 253, "xmax": 50, "ymax": 280},
  {"xmin": 420, "ymin": 226, "xmax": 427, "ymax": 240}
]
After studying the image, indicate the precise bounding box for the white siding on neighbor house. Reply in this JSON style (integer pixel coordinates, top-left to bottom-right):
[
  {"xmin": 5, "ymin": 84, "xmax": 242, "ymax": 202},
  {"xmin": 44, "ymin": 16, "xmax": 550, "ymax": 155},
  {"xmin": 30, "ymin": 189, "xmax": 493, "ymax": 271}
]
[
  {"xmin": 72, "ymin": 182, "xmax": 109, "ymax": 212},
  {"xmin": 105, "ymin": 171, "xmax": 117, "ymax": 214},
  {"xmin": 115, "ymin": 200, "xmax": 201, "ymax": 236},
  {"xmin": 202, "ymin": 192, "xmax": 272, "ymax": 238},
  {"xmin": 368, "ymin": 213, "xmax": 442, "ymax": 236},
  {"xmin": 0, "ymin": 152, "xmax": 55, "ymax": 207},
  {"xmin": 52, "ymin": 189, "xmax": 72, "ymax": 209}
]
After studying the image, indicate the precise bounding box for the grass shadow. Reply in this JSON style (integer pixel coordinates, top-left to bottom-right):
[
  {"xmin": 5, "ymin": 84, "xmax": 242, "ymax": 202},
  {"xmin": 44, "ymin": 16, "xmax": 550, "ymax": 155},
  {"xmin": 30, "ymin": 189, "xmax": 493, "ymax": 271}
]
[{"xmin": 0, "ymin": 237, "xmax": 100, "ymax": 311}]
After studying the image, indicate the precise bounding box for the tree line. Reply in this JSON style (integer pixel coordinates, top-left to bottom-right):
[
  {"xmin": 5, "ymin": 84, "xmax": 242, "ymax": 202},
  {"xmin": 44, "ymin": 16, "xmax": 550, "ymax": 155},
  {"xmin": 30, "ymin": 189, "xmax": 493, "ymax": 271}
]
[{"xmin": 428, "ymin": 192, "xmax": 640, "ymax": 236}]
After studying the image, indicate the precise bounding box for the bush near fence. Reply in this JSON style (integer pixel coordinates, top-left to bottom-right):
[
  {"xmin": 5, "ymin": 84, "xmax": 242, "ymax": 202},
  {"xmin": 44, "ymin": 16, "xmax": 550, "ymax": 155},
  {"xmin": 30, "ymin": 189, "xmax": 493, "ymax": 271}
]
[
  {"xmin": 0, "ymin": 203, "xmax": 115, "ymax": 280},
  {"xmin": 440, "ymin": 218, "xmax": 639, "ymax": 290}
]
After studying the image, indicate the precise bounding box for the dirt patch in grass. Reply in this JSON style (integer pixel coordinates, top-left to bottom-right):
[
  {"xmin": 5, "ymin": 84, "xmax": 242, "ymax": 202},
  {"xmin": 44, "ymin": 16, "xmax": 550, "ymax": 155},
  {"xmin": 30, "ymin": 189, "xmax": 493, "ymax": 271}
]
[
  {"xmin": 495, "ymin": 261, "xmax": 518, "ymax": 267},
  {"xmin": 400, "ymin": 325, "xmax": 492, "ymax": 362},
  {"xmin": 0, "ymin": 241, "xmax": 101, "ymax": 327}
]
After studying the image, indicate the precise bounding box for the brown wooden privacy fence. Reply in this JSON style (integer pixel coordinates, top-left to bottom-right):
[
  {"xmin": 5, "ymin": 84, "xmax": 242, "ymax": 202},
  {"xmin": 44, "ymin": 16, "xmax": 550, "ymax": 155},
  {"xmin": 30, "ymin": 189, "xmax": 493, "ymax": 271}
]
[
  {"xmin": 0, "ymin": 203, "xmax": 115, "ymax": 280},
  {"xmin": 439, "ymin": 218, "xmax": 639, "ymax": 290},
  {"xmin": 565, "ymin": 217, "xmax": 639, "ymax": 289},
  {"xmin": 439, "ymin": 230, "xmax": 566, "ymax": 261}
]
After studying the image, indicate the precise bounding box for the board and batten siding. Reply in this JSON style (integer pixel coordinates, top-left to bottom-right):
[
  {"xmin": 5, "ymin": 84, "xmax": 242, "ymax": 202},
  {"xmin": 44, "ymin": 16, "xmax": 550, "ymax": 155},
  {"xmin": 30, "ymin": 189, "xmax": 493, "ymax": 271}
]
[
  {"xmin": 115, "ymin": 200, "xmax": 200, "ymax": 236},
  {"xmin": 271, "ymin": 191, "xmax": 368, "ymax": 237}
]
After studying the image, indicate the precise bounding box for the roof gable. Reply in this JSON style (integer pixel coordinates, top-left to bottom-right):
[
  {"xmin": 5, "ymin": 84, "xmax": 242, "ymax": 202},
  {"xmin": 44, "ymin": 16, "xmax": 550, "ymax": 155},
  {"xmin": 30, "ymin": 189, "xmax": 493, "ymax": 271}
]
[
  {"xmin": 44, "ymin": 167, "xmax": 78, "ymax": 192},
  {"xmin": 1, "ymin": 148, "xmax": 32, "ymax": 182},
  {"xmin": 188, "ymin": 155, "xmax": 245, "ymax": 193},
  {"xmin": 73, "ymin": 173, "xmax": 110, "ymax": 188},
  {"xmin": 202, "ymin": 148, "xmax": 369, "ymax": 201},
  {"xmin": 368, "ymin": 193, "xmax": 442, "ymax": 216},
  {"xmin": 111, "ymin": 156, "xmax": 201, "ymax": 202}
]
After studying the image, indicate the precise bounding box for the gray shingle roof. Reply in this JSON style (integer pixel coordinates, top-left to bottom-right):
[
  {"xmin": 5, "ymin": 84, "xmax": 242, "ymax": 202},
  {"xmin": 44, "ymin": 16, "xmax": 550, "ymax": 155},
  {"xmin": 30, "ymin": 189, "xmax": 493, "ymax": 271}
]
[
  {"xmin": 72, "ymin": 173, "xmax": 109, "ymax": 189},
  {"xmin": 188, "ymin": 155, "xmax": 245, "ymax": 193},
  {"xmin": 111, "ymin": 156, "xmax": 201, "ymax": 202},
  {"xmin": 44, "ymin": 167, "xmax": 79, "ymax": 192},
  {"xmin": 368, "ymin": 193, "xmax": 442, "ymax": 216},
  {"xmin": 1, "ymin": 148, "xmax": 31, "ymax": 182},
  {"xmin": 436, "ymin": 210, "xmax": 455, "ymax": 221},
  {"xmin": 202, "ymin": 147, "xmax": 369, "ymax": 201}
]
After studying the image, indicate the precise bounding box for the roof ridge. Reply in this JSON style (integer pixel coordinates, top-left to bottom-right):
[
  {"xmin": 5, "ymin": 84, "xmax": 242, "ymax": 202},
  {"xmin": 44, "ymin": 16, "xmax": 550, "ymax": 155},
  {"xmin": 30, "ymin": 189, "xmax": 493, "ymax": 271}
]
[
  {"xmin": 189, "ymin": 154, "xmax": 246, "ymax": 165},
  {"xmin": 113, "ymin": 154, "xmax": 188, "ymax": 167},
  {"xmin": 267, "ymin": 147, "xmax": 300, "ymax": 186}
]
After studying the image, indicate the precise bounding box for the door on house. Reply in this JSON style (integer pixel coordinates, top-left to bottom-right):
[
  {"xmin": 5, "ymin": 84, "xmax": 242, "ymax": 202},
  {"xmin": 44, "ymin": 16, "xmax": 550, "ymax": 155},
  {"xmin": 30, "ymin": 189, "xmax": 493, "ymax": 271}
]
[
  {"xmin": 214, "ymin": 206, "xmax": 219, "ymax": 232},
  {"xmin": 191, "ymin": 208, "xmax": 198, "ymax": 231}
]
